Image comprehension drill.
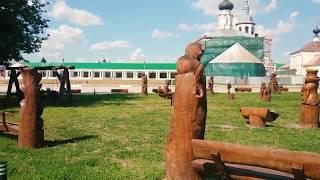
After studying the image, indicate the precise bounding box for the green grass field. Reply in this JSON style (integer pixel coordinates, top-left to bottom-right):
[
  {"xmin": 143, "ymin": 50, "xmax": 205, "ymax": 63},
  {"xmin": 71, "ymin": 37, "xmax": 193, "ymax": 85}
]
[{"xmin": 0, "ymin": 93, "xmax": 319, "ymax": 179}]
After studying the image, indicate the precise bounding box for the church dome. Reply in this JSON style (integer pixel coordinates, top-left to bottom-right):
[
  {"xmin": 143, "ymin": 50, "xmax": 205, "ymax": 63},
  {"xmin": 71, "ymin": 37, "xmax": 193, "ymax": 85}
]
[
  {"xmin": 219, "ymin": 0, "xmax": 234, "ymax": 11},
  {"xmin": 313, "ymin": 26, "xmax": 320, "ymax": 35}
]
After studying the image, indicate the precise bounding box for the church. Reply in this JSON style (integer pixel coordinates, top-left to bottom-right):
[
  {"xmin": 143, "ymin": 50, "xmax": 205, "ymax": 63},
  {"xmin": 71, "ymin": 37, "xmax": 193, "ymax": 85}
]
[{"xmin": 202, "ymin": 0, "xmax": 272, "ymax": 84}]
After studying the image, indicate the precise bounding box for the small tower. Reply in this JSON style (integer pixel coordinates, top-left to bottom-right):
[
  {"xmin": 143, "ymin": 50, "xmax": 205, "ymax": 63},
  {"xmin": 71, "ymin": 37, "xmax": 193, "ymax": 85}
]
[
  {"xmin": 218, "ymin": 0, "xmax": 234, "ymax": 30},
  {"xmin": 236, "ymin": 0, "xmax": 256, "ymax": 35},
  {"xmin": 313, "ymin": 26, "xmax": 320, "ymax": 42}
]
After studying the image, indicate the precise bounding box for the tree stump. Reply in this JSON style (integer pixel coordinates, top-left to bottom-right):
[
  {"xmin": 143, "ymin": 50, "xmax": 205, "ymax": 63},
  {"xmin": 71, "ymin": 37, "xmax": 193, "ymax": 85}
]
[
  {"xmin": 300, "ymin": 70, "xmax": 319, "ymax": 128},
  {"xmin": 166, "ymin": 73, "xmax": 206, "ymax": 180},
  {"xmin": 18, "ymin": 68, "xmax": 44, "ymax": 148}
]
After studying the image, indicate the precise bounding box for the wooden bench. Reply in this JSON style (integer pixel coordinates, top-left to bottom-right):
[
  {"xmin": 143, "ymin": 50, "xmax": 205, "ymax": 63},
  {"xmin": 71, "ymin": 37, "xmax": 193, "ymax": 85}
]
[
  {"xmin": 240, "ymin": 107, "xmax": 279, "ymax": 128},
  {"xmin": 0, "ymin": 112, "xmax": 18, "ymax": 135},
  {"xmin": 192, "ymin": 139, "xmax": 320, "ymax": 180},
  {"xmin": 71, "ymin": 89, "xmax": 81, "ymax": 93},
  {"xmin": 111, "ymin": 89, "xmax": 129, "ymax": 94},
  {"xmin": 235, "ymin": 87, "xmax": 252, "ymax": 92},
  {"xmin": 280, "ymin": 87, "xmax": 289, "ymax": 92}
]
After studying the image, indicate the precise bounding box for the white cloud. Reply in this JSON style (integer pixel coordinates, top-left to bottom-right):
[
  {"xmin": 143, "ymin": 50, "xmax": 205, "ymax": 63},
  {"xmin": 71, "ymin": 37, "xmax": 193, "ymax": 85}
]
[
  {"xmin": 313, "ymin": 0, "xmax": 320, "ymax": 3},
  {"xmin": 90, "ymin": 41, "xmax": 130, "ymax": 51},
  {"xmin": 152, "ymin": 29, "xmax": 173, "ymax": 39},
  {"xmin": 49, "ymin": 0, "xmax": 103, "ymax": 26},
  {"xmin": 177, "ymin": 22, "xmax": 216, "ymax": 32},
  {"xmin": 256, "ymin": 11, "xmax": 299, "ymax": 38},
  {"xmin": 130, "ymin": 48, "xmax": 146, "ymax": 60},
  {"xmin": 193, "ymin": 0, "xmax": 277, "ymax": 16},
  {"xmin": 41, "ymin": 25, "xmax": 84, "ymax": 51}
]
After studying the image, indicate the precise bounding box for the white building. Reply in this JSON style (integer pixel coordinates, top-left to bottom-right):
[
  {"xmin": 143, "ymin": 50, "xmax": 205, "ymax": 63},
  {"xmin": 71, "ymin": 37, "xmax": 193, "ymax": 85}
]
[
  {"xmin": 290, "ymin": 27, "xmax": 320, "ymax": 76},
  {"xmin": 216, "ymin": 0, "xmax": 256, "ymax": 36}
]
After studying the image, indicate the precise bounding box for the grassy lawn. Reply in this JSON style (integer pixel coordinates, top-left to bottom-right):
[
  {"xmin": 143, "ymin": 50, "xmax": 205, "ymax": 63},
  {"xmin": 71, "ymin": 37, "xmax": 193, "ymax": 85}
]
[{"xmin": 0, "ymin": 93, "xmax": 320, "ymax": 179}]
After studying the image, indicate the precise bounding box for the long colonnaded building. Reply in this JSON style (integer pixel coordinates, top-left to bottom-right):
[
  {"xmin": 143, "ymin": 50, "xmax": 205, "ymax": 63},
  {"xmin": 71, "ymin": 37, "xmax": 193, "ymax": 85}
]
[{"xmin": 1, "ymin": 62, "xmax": 177, "ymax": 83}]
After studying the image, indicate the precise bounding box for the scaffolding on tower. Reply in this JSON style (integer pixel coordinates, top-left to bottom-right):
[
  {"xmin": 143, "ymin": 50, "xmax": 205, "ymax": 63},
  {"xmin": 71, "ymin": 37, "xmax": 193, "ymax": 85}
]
[{"xmin": 263, "ymin": 35, "xmax": 273, "ymax": 76}]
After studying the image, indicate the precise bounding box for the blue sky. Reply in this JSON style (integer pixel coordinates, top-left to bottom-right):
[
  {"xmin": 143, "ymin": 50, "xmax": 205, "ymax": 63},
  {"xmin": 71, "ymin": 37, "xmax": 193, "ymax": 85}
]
[{"xmin": 24, "ymin": 0, "xmax": 320, "ymax": 64}]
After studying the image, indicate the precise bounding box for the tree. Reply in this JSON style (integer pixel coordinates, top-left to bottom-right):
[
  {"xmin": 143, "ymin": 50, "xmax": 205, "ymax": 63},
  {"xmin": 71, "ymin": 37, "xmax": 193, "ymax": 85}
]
[
  {"xmin": 41, "ymin": 57, "xmax": 46, "ymax": 64},
  {"xmin": 0, "ymin": 0, "xmax": 49, "ymax": 66}
]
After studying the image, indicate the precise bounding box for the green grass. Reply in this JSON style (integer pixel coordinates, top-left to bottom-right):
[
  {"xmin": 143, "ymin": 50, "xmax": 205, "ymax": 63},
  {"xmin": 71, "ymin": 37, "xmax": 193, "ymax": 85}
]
[{"xmin": 0, "ymin": 93, "xmax": 319, "ymax": 179}]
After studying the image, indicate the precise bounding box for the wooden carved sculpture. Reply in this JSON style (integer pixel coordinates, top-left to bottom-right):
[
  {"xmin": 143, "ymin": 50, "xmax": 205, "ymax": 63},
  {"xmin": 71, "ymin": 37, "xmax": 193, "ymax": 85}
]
[
  {"xmin": 163, "ymin": 80, "xmax": 170, "ymax": 96},
  {"xmin": 259, "ymin": 82, "xmax": 266, "ymax": 99},
  {"xmin": 166, "ymin": 40, "xmax": 208, "ymax": 180},
  {"xmin": 240, "ymin": 107, "xmax": 279, "ymax": 128},
  {"xmin": 18, "ymin": 68, "xmax": 44, "ymax": 148},
  {"xmin": 207, "ymin": 76, "xmax": 214, "ymax": 95},
  {"xmin": 227, "ymin": 83, "xmax": 234, "ymax": 100},
  {"xmin": 141, "ymin": 74, "xmax": 148, "ymax": 96},
  {"xmin": 260, "ymin": 82, "xmax": 271, "ymax": 102},
  {"xmin": 300, "ymin": 70, "xmax": 320, "ymax": 128},
  {"xmin": 268, "ymin": 73, "xmax": 280, "ymax": 94}
]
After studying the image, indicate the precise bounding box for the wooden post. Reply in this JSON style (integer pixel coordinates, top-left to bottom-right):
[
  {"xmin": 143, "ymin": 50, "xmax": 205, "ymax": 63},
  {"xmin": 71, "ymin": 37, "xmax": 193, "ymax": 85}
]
[
  {"xmin": 18, "ymin": 68, "xmax": 44, "ymax": 148},
  {"xmin": 300, "ymin": 70, "xmax": 319, "ymax": 128},
  {"xmin": 166, "ymin": 73, "xmax": 206, "ymax": 180}
]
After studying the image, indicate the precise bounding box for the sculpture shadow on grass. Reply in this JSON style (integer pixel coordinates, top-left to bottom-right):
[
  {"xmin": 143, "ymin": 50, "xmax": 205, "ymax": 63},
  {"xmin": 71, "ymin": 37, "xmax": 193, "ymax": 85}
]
[
  {"xmin": 0, "ymin": 94, "xmax": 142, "ymax": 109},
  {"xmin": 44, "ymin": 134, "xmax": 98, "ymax": 148},
  {"xmin": 0, "ymin": 132, "xmax": 17, "ymax": 140}
]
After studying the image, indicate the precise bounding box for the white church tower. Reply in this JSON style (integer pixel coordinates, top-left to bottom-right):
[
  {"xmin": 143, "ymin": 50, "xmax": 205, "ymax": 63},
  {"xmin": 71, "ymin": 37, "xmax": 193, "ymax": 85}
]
[
  {"xmin": 218, "ymin": 0, "xmax": 234, "ymax": 30},
  {"xmin": 236, "ymin": 0, "xmax": 256, "ymax": 35}
]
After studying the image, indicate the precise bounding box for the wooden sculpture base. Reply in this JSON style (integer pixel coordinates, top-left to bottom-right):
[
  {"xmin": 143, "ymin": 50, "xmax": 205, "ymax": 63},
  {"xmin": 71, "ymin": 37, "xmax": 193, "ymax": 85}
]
[{"xmin": 300, "ymin": 104, "xmax": 319, "ymax": 128}]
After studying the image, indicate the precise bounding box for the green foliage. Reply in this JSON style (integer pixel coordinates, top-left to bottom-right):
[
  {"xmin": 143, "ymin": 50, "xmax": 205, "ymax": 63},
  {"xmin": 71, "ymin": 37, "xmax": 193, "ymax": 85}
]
[
  {"xmin": 0, "ymin": 0, "xmax": 49, "ymax": 66},
  {"xmin": 0, "ymin": 93, "xmax": 319, "ymax": 179}
]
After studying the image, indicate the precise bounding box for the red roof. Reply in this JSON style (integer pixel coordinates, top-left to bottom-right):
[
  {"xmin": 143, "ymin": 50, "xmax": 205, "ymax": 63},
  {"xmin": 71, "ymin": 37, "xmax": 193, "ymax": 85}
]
[
  {"xmin": 291, "ymin": 41, "xmax": 320, "ymax": 54},
  {"xmin": 305, "ymin": 55, "xmax": 320, "ymax": 66}
]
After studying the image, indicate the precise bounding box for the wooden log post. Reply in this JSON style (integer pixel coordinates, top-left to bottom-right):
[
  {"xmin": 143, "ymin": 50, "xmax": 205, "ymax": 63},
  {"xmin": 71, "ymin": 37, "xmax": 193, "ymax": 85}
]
[
  {"xmin": 18, "ymin": 68, "xmax": 44, "ymax": 148},
  {"xmin": 166, "ymin": 73, "xmax": 207, "ymax": 180},
  {"xmin": 300, "ymin": 70, "xmax": 320, "ymax": 128},
  {"xmin": 141, "ymin": 74, "xmax": 148, "ymax": 96}
]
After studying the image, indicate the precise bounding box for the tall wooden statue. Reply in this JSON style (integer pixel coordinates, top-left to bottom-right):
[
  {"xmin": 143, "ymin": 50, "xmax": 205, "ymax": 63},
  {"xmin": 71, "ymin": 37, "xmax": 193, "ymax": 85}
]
[
  {"xmin": 269, "ymin": 73, "xmax": 280, "ymax": 94},
  {"xmin": 18, "ymin": 68, "xmax": 44, "ymax": 148},
  {"xmin": 207, "ymin": 76, "xmax": 214, "ymax": 95},
  {"xmin": 300, "ymin": 70, "xmax": 319, "ymax": 128},
  {"xmin": 141, "ymin": 74, "xmax": 148, "ymax": 96},
  {"xmin": 166, "ymin": 39, "xmax": 208, "ymax": 180}
]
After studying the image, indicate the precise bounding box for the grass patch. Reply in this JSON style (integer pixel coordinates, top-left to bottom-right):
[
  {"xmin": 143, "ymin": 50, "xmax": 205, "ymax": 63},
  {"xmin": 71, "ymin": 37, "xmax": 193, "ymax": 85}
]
[{"xmin": 0, "ymin": 93, "xmax": 319, "ymax": 179}]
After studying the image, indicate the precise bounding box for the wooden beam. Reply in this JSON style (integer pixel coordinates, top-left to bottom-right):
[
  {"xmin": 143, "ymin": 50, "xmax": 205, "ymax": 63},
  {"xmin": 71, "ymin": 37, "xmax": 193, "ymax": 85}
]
[{"xmin": 192, "ymin": 139, "xmax": 320, "ymax": 179}]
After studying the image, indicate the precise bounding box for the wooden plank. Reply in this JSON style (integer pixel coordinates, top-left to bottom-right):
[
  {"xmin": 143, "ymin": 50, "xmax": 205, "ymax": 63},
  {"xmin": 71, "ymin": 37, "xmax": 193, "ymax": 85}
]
[{"xmin": 192, "ymin": 139, "xmax": 320, "ymax": 179}]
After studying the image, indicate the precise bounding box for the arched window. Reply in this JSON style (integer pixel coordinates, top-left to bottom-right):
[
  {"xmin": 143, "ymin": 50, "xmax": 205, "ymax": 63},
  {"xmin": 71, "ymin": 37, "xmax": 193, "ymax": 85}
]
[
  {"xmin": 245, "ymin": 26, "xmax": 249, "ymax": 33},
  {"xmin": 251, "ymin": 27, "xmax": 255, "ymax": 34},
  {"xmin": 239, "ymin": 27, "xmax": 242, "ymax": 31}
]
